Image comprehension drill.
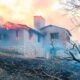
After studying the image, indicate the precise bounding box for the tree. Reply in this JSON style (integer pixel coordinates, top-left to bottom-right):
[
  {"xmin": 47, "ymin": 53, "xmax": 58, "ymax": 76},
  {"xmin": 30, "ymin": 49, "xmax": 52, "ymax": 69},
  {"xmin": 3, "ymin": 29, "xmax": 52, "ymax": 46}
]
[
  {"xmin": 53, "ymin": 40, "xmax": 80, "ymax": 63},
  {"xmin": 59, "ymin": 0, "xmax": 80, "ymax": 29}
]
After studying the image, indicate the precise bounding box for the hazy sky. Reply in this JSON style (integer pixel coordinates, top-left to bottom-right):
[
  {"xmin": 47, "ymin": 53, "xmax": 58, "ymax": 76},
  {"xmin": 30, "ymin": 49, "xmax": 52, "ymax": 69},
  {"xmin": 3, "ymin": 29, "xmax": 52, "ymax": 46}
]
[{"xmin": 0, "ymin": 0, "xmax": 80, "ymax": 42}]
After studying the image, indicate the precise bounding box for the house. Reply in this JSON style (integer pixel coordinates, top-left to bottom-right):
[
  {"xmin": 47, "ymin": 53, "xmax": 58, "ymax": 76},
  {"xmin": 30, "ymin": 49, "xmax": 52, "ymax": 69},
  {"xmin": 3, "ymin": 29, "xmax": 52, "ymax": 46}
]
[
  {"xmin": 40, "ymin": 25, "xmax": 72, "ymax": 59},
  {"xmin": 0, "ymin": 22, "xmax": 45, "ymax": 58},
  {"xmin": 0, "ymin": 16, "xmax": 72, "ymax": 59}
]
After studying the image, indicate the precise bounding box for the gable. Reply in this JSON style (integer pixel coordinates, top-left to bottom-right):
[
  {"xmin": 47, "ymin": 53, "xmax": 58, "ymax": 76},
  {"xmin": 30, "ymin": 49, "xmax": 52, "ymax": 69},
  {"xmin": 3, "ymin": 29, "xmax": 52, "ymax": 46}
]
[{"xmin": 40, "ymin": 25, "xmax": 72, "ymax": 36}]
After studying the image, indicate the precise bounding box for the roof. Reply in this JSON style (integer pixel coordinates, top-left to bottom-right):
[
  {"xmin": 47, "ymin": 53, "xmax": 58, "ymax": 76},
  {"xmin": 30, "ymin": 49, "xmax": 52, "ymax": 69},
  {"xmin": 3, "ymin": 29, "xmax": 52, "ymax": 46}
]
[
  {"xmin": 0, "ymin": 22, "xmax": 44, "ymax": 36},
  {"xmin": 40, "ymin": 25, "xmax": 72, "ymax": 36},
  {"xmin": 3, "ymin": 22, "xmax": 30, "ymax": 30}
]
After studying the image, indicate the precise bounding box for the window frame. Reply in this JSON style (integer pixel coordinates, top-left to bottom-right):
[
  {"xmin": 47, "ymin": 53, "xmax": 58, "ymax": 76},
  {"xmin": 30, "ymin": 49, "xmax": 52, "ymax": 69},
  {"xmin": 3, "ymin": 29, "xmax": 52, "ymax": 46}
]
[
  {"xmin": 28, "ymin": 30, "xmax": 33, "ymax": 40},
  {"xmin": 50, "ymin": 32, "xmax": 59, "ymax": 39},
  {"xmin": 38, "ymin": 34, "xmax": 41, "ymax": 43},
  {"xmin": 16, "ymin": 30, "xmax": 20, "ymax": 40}
]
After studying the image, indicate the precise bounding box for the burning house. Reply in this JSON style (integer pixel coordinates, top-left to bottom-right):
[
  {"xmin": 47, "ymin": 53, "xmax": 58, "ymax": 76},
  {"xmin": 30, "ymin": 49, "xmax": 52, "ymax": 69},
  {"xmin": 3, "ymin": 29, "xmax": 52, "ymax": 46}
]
[{"xmin": 0, "ymin": 16, "xmax": 72, "ymax": 59}]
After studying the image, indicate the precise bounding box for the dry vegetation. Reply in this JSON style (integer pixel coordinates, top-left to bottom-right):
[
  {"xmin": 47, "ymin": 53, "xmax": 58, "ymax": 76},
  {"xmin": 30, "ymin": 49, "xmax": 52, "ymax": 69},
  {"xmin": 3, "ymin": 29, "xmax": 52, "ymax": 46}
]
[{"xmin": 0, "ymin": 56, "xmax": 80, "ymax": 80}]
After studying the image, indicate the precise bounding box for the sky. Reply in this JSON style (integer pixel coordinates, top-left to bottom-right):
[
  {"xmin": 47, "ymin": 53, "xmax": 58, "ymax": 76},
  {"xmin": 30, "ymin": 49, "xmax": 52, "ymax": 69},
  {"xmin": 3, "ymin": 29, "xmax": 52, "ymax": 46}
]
[{"xmin": 0, "ymin": 0, "xmax": 80, "ymax": 42}]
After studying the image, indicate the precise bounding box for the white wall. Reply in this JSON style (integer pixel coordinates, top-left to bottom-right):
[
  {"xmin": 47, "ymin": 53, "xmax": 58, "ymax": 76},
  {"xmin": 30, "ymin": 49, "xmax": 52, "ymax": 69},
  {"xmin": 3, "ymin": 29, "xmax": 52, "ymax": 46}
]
[
  {"xmin": 41, "ymin": 26, "xmax": 66, "ymax": 47},
  {"xmin": 23, "ymin": 30, "xmax": 45, "ymax": 58},
  {"xmin": 0, "ymin": 29, "xmax": 46, "ymax": 58},
  {"xmin": 41, "ymin": 25, "xmax": 71, "ymax": 58},
  {"xmin": 0, "ymin": 29, "xmax": 24, "ymax": 53}
]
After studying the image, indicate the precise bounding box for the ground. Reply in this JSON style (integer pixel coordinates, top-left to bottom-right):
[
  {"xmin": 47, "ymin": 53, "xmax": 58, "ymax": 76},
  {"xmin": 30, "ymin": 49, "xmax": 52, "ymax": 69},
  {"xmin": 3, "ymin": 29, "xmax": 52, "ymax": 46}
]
[{"xmin": 0, "ymin": 52, "xmax": 80, "ymax": 80}]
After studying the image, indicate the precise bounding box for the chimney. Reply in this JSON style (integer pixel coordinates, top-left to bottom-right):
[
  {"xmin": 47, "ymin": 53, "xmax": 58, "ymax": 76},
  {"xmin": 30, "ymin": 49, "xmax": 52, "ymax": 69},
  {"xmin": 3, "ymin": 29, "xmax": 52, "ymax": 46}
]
[{"xmin": 34, "ymin": 16, "xmax": 45, "ymax": 30}]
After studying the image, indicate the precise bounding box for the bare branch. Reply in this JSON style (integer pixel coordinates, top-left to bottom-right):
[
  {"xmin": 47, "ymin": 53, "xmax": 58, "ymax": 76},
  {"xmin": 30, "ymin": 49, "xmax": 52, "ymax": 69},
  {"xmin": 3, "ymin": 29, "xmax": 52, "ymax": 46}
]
[{"xmin": 69, "ymin": 51, "xmax": 80, "ymax": 62}]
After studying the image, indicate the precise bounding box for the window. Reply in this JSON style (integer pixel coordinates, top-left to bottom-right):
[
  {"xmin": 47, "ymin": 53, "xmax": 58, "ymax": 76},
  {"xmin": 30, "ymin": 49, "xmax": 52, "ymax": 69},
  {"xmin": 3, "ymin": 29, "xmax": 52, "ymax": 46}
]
[
  {"xmin": 0, "ymin": 33, "xmax": 8, "ymax": 40},
  {"xmin": 0, "ymin": 34, "xmax": 2, "ymax": 40},
  {"xmin": 67, "ymin": 35, "xmax": 70, "ymax": 41},
  {"xmin": 50, "ymin": 32, "xmax": 59, "ymax": 39},
  {"xmin": 3, "ymin": 34, "xmax": 8, "ymax": 40},
  {"xmin": 28, "ymin": 30, "xmax": 33, "ymax": 40},
  {"xmin": 16, "ymin": 30, "xmax": 20, "ymax": 40},
  {"xmin": 38, "ymin": 34, "xmax": 41, "ymax": 42}
]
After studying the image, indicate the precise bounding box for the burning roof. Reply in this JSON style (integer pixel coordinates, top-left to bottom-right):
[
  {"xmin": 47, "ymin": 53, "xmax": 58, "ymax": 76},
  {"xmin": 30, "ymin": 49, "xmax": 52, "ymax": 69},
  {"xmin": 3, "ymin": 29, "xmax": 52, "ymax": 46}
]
[
  {"xmin": 3, "ymin": 22, "xmax": 30, "ymax": 30},
  {"xmin": 0, "ymin": 22, "xmax": 44, "ymax": 36}
]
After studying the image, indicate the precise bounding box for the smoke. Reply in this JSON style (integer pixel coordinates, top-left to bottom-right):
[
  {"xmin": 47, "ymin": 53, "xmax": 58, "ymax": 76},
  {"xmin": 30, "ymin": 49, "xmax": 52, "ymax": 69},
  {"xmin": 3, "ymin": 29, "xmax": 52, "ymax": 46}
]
[
  {"xmin": 0, "ymin": 0, "xmax": 58, "ymax": 26},
  {"xmin": 0, "ymin": 0, "xmax": 79, "ymax": 41}
]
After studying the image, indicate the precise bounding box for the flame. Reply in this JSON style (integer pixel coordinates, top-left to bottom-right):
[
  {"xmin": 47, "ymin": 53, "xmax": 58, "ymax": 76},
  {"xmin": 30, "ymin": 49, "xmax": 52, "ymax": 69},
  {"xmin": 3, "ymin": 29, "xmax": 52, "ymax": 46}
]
[
  {"xmin": 0, "ymin": 0, "xmax": 32, "ymax": 25},
  {"xmin": 35, "ymin": 11, "xmax": 44, "ymax": 16},
  {"xmin": 0, "ymin": 0, "xmax": 79, "ymax": 41},
  {"xmin": 51, "ymin": 2, "xmax": 63, "ymax": 11},
  {"xmin": 0, "ymin": 0, "xmax": 58, "ymax": 26}
]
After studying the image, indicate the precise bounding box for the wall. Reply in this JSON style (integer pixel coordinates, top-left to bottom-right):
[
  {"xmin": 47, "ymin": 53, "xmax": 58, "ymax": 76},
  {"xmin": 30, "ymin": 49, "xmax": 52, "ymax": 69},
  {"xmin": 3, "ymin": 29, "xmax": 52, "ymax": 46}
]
[
  {"xmin": 41, "ymin": 25, "xmax": 71, "ymax": 58},
  {"xmin": 23, "ymin": 29, "xmax": 45, "ymax": 58},
  {"xmin": 0, "ymin": 28, "xmax": 45, "ymax": 58},
  {"xmin": 41, "ymin": 26, "xmax": 67, "ymax": 47},
  {"xmin": 0, "ymin": 29, "xmax": 24, "ymax": 54}
]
